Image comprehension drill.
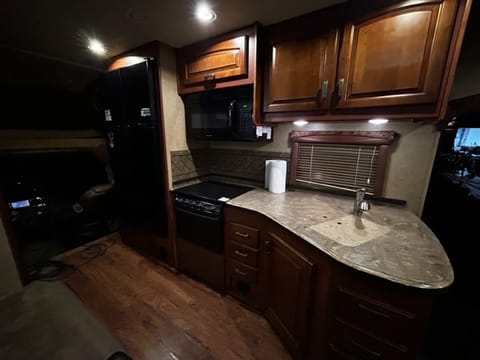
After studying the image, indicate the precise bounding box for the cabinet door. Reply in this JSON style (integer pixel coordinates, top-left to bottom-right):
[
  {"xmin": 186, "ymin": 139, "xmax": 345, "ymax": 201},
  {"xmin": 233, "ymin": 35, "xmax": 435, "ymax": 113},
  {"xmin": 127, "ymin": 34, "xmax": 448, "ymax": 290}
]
[
  {"xmin": 263, "ymin": 231, "xmax": 314, "ymax": 358},
  {"xmin": 264, "ymin": 31, "xmax": 339, "ymax": 113},
  {"xmin": 178, "ymin": 35, "xmax": 248, "ymax": 87},
  {"xmin": 336, "ymin": 0, "xmax": 458, "ymax": 109}
]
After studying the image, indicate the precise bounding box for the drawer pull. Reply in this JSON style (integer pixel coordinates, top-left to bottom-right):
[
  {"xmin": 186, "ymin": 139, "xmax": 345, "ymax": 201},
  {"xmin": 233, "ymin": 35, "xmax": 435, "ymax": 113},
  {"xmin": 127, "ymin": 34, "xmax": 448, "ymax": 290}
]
[
  {"xmin": 235, "ymin": 268, "xmax": 248, "ymax": 276},
  {"xmin": 352, "ymin": 339, "xmax": 381, "ymax": 358},
  {"xmin": 203, "ymin": 73, "xmax": 215, "ymax": 81},
  {"xmin": 235, "ymin": 231, "xmax": 249, "ymax": 238},
  {"xmin": 337, "ymin": 78, "xmax": 345, "ymax": 98},
  {"xmin": 234, "ymin": 250, "xmax": 248, "ymax": 257},
  {"xmin": 265, "ymin": 240, "xmax": 273, "ymax": 255},
  {"xmin": 320, "ymin": 80, "xmax": 329, "ymax": 101},
  {"xmin": 358, "ymin": 303, "xmax": 391, "ymax": 319}
]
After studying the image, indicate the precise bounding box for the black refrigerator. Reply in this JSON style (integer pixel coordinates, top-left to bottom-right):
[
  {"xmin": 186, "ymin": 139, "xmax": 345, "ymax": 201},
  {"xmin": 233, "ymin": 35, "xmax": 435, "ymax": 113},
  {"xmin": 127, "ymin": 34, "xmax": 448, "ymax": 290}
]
[{"xmin": 100, "ymin": 59, "xmax": 168, "ymax": 254}]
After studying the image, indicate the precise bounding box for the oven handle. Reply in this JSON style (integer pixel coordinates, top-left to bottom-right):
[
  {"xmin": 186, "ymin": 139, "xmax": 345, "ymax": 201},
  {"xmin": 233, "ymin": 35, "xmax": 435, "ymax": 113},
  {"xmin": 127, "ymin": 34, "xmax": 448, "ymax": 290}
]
[{"xmin": 174, "ymin": 206, "xmax": 221, "ymax": 221}]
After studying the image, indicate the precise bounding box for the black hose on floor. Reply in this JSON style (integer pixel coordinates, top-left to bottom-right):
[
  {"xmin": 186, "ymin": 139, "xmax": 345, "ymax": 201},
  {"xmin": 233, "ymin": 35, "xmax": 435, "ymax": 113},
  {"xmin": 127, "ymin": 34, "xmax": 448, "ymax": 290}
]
[{"xmin": 28, "ymin": 239, "xmax": 115, "ymax": 281}]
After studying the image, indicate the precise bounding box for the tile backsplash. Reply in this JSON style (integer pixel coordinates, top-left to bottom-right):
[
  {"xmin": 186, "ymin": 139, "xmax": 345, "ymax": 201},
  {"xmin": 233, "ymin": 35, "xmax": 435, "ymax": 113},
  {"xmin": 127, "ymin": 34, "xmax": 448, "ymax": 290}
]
[
  {"xmin": 170, "ymin": 149, "xmax": 209, "ymax": 184},
  {"xmin": 171, "ymin": 148, "xmax": 290, "ymax": 187}
]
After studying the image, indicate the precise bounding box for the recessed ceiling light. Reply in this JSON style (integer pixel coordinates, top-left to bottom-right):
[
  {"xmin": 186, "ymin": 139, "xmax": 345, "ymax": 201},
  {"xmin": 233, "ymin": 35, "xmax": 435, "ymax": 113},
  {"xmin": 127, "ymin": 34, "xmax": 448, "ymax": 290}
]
[
  {"xmin": 368, "ymin": 118, "xmax": 389, "ymax": 125},
  {"xmin": 88, "ymin": 39, "xmax": 106, "ymax": 55},
  {"xmin": 196, "ymin": 3, "xmax": 216, "ymax": 22},
  {"xmin": 293, "ymin": 119, "xmax": 309, "ymax": 127}
]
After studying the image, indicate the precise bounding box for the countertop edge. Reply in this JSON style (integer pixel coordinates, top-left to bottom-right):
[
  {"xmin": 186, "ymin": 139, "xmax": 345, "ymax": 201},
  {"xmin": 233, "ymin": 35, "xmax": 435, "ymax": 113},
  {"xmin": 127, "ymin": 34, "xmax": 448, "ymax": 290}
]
[{"xmin": 226, "ymin": 200, "xmax": 454, "ymax": 290}]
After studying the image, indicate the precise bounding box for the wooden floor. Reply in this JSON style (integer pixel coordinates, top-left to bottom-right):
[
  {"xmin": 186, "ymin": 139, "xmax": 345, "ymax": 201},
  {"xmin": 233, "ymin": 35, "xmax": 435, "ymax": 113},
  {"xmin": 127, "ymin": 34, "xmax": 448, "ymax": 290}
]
[{"xmin": 62, "ymin": 235, "xmax": 291, "ymax": 360}]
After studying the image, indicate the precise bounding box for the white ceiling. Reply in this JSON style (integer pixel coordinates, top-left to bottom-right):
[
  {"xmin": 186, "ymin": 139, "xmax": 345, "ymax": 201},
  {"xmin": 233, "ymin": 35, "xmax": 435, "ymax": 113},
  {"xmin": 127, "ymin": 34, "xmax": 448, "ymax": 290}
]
[{"xmin": 1, "ymin": 0, "xmax": 346, "ymax": 70}]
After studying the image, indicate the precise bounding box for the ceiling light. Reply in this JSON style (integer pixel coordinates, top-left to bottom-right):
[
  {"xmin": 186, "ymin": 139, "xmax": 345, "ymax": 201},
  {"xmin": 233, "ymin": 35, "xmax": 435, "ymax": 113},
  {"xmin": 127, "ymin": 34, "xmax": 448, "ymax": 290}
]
[
  {"xmin": 368, "ymin": 118, "xmax": 389, "ymax": 125},
  {"xmin": 293, "ymin": 119, "xmax": 309, "ymax": 127},
  {"xmin": 88, "ymin": 39, "xmax": 106, "ymax": 55},
  {"xmin": 196, "ymin": 3, "xmax": 216, "ymax": 22}
]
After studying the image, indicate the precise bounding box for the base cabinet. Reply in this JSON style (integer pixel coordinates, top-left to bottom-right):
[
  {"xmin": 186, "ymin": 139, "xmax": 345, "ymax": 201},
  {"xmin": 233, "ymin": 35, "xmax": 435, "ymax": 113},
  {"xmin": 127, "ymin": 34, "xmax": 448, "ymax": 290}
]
[
  {"xmin": 263, "ymin": 231, "xmax": 314, "ymax": 358},
  {"xmin": 224, "ymin": 205, "xmax": 435, "ymax": 359},
  {"xmin": 225, "ymin": 209, "xmax": 265, "ymax": 310},
  {"xmin": 327, "ymin": 265, "xmax": 434, "ymax": 360}
]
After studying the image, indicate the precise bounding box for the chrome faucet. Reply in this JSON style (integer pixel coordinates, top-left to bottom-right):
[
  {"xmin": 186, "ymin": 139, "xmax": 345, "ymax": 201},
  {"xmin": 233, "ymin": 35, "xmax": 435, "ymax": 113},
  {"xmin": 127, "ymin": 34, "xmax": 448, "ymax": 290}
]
[{"xmin": 353, "ymin": 188, "xmax": 371, "ymax": 217}]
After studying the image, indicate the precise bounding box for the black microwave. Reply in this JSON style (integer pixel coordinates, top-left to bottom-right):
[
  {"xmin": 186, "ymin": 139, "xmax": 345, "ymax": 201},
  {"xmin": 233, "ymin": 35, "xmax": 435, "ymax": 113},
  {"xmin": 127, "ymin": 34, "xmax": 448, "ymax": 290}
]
[{"xmin": 183, "ymin": 85, "xmax": 258, "ymax": 141}]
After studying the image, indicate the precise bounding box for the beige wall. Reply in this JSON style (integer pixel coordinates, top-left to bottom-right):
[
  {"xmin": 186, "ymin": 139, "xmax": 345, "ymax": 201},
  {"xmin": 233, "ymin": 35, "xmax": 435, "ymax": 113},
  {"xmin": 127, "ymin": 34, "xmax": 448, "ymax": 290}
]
[
  {"xmin": 158, "ymin": 44, "xmax": 188, "ymax": 154},
  {"xmin": 0, "ymin": 217, "xmax": 22, "ymax": 299},
  {"xmin": 158, "ymin": 44, "xmax": 208, "ymax": 189},
  {"xmin": 209, "ymin": 121, "xmax": 439, "ymax": 216},
  {"xmin": 156, "ymin": 48, "xmax": 438, "ymax": 216},
  {"xmin": 158, "ymin": 44, "xmax": 187, "ymax": 189}
]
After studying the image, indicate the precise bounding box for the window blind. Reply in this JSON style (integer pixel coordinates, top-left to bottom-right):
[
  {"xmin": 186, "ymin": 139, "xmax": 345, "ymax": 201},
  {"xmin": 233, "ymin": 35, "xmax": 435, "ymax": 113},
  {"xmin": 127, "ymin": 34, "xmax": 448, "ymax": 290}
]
[{"xmin": 295, "ymin": 143, "xmax": 379, "ymax": 194}]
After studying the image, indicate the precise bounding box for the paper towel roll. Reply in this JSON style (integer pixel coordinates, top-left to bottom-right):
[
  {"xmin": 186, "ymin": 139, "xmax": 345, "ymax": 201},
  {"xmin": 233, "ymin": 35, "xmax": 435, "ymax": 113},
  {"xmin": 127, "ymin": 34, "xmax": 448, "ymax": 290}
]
[
  {"xmin": 266, "ymin": 160, "xmax": 287, "ymax": 193},
  {"xmin": 265, "ymin": 160, "xmax": 273, "ymax": 189}
]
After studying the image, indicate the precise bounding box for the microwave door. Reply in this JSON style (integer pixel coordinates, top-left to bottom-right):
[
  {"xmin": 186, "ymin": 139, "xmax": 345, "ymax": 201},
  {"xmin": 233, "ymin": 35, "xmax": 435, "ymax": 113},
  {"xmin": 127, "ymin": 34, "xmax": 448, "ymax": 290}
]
[
  {"xmin": 188, "ymin": 110, "xmax": 205, "ymax": 139},
  {"xmin": 209, "ymin": 112, "xmax": 230, "ymax": 139}
]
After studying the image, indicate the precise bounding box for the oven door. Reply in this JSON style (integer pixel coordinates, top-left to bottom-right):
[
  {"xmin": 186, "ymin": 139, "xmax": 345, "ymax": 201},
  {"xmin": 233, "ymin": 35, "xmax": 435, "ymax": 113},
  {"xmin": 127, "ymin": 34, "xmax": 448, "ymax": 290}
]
[{"xmin": 175, "ymin": 207, "xmax": 223, "ymax": 253}]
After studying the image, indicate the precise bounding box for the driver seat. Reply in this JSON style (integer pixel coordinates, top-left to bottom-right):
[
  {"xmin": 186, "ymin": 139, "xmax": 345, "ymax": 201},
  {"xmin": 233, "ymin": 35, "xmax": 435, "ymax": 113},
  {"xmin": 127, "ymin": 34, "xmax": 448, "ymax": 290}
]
[{"xmin": 70, "ymin": 183, "xmax": 118, "ymax": 244}]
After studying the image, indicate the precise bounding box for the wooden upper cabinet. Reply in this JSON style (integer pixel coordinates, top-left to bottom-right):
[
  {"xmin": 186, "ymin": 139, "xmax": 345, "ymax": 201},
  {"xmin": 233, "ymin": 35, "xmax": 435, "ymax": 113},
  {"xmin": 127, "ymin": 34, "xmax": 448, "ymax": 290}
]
[
  {"xmin": 177, "ymin": 25, "xmax": 257, "ymax": 95},
  {"xmin": 263, "ymin": 0, "xmax": 471, "ymax": 121},
  {"xmin": 336, "ymin": 0, "xmax": 459, "ymax": 109},
  {"xmin": 182, "ymin": 36, "xmax": 247, "ymax": 86},
  {"xmin": 264, "ymin": 31, "xmax": 339, "ymax": 112}
]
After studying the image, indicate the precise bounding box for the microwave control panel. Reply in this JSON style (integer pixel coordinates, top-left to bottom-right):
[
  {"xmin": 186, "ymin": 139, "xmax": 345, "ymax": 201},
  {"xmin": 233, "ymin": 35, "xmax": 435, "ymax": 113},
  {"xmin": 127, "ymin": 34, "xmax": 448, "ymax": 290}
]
[{"xmin": 236, "ymin": 99, "xmax": 254, "ymax": 134}]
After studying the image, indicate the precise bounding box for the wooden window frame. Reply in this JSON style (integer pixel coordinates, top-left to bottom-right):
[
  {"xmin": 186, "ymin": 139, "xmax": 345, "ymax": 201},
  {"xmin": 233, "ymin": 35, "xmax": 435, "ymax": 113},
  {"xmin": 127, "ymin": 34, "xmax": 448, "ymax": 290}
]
[{"xmin": 289, "ymin": 131, "xmax": 396, "ymax": 196}]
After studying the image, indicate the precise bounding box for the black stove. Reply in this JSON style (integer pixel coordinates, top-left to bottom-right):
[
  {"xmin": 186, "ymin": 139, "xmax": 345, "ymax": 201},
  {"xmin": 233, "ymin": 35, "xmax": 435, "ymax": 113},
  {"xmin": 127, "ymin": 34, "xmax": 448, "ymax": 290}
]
[
  {"xmin": 174, "ymin": 181, "xmax": 252, "ymax": 203},
  {"xmin": 174, "ymin": 181, "xmax": 252, "ymax": 218},
  {"xmin": 173, "ymin": 181, "xmax": 253, "ymax": 290}
]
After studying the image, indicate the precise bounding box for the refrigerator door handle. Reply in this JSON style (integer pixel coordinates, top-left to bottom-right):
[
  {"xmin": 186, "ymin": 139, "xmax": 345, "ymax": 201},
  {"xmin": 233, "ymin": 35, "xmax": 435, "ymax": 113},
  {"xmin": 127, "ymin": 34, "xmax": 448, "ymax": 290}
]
[{"xmin": 107, "ymin": 131, "xmax": 115, "ymax": 148}]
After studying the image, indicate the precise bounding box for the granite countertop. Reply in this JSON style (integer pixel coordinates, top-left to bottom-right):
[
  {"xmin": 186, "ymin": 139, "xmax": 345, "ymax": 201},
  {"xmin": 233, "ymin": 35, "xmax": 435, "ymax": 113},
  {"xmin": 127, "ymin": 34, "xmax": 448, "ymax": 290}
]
[{"xmin": 227, "ymin": 188, "xmax": 454, "ymax": 289}]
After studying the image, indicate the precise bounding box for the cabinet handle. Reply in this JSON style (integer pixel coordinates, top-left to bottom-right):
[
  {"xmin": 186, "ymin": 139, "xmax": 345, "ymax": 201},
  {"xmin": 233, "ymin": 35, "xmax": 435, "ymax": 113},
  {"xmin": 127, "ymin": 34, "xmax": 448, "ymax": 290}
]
[
  {"xmin": 203, "ymin": 73, "xmax": 215, "ymax": 81},
  {"xmin": 265, "ymin": 240, "xmax": 273, "ymax": 255},
  {"xmin": 320, "ymin": 80, "xmax": 329, "ymax": 101},
  {"xmin": 337, "ymin": 78, "xmax": 345, "ymax": 98},
  {"xmin": 235, "ymin": 268, "xmax": 248, "ymax": 276},
  {"xmin": 235, "ymin": 231, "xmax": 249, "ymax": 238},
  {"xmin": 234, "ymin": 250, "xmax": 248, "ymax": 257},
  {"xmin": 358, "ymin": 303, "xmax": 391, "ymax": 319},
  {"xmin": 351, "ymin": 339, "xmax": 381, "ymax": 358}
]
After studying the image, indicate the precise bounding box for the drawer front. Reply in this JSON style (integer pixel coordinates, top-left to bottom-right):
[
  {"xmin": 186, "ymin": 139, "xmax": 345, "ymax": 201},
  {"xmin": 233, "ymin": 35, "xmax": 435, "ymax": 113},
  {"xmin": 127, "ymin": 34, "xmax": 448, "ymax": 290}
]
[
  {"xmin": 229, "ymin": 222, "xmax": 259, "ymax": 248},
  {"xmin": 228, "ymin": 241, "xmax": 258, "ymax": 268},
  {"xmin": 229, "ymin": 260, "xmax": 257, "ymax": 285},
  {"xmin": 228, "ymin": 260, "xmax": 262, "ymax": 308},
  {"xmin": 335, "ymin": 287, "xmax": 416, "ymax": 345},
  {"xmin": 327, "ymin": 343, "xmax": 361, "ymax": 360},
  {"xmin": 330, "ymin": 318, "xmax": 408, "ymax": 360}
]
